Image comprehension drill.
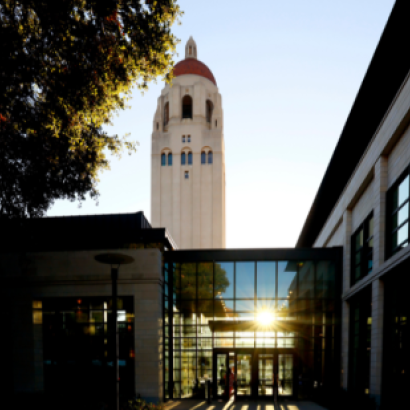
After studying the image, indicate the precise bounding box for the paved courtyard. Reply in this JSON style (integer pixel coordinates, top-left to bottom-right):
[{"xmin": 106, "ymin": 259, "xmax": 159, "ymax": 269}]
[{"xmin": 164, "ymin": 399, "xmax": 328, "ymax": 410}]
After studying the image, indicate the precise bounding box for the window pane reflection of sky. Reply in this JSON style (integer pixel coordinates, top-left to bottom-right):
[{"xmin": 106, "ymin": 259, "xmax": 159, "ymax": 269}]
[
  {"xmin": 278, "ymin": 262, "xmax": 297, "ymax": 298},
  {"xmin": 257, "ymin": 262, "xmax": 276, "ymax": 299},
  {"xmin": 236, "ymin": 262, "xmax": 255, "ymax": 298}
]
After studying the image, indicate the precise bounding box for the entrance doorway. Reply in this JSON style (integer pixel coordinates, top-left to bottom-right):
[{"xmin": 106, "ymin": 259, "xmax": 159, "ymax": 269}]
[{"xmin": 213, "ymin": 349, "xmax": 295, "ymax": 400}]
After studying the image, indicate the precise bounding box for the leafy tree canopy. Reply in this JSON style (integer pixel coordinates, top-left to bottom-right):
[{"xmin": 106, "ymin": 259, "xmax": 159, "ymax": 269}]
[
  {"xmin": 175, "ymin": 262, "xmax": 230, "ymax": 317},
  {"xmin": 0, "ymin": 0, "xmax": 182, "ymax": 218}
]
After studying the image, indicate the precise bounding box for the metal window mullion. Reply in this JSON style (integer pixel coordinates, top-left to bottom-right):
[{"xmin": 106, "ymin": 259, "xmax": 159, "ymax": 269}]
[
  {"xmin": 391, "ymin": 218, "xmax": 409, "ymax": 235},
  {"xmin": 234, "ymin": 262, "xmax": 236, "ymax": 348},
  {"xmin": 254, "ymin": 261, "xmax": 256, "ymax": 348}
]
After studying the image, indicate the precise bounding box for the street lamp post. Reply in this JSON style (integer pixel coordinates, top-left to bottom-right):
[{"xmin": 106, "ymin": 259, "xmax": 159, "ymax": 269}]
[{"xmin": 95, "ymin": 253, "xmax": 134, "ymax": 410}]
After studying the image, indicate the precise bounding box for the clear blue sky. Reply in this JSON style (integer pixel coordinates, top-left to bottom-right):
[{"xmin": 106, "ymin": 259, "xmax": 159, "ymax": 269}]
[{"xmin": 47, "ymin": 0, "xmax": 396, "ymax": 248}]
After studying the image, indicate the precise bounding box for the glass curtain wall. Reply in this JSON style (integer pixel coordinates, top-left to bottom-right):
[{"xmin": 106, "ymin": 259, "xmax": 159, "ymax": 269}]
[{"xmin": 166, "ymin": 259, "xmax": 338, "ymax": 399}]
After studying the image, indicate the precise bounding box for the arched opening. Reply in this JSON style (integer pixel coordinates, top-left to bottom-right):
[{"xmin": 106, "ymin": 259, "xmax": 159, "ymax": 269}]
[
  {"xmin": 161, "ymin": 153, "xmax": 166, "ymax": 166},
  {"xmin": 168, "ymin": 153, "xmax": 173, "ymax": 166},
  {"xmin": 201, "ymin": 152, "xmax": 206, "ymax": 164},
  {"xmin": 164, "ymin": 102, "xmax": 169, "ymax": 127},
  {"xmin": 206, "ymin": 100, "xmax": 213, "ymax": 123},
  {"xmin": 156, "ymin": 122, "xmax": 159, "ymax": 130},
  {"xmin": 208, "ymin": 151, "xmax": 213, "ymax": 164},
  {"xmin": 181, "ymin": 152, "xmax": 186, "ymax": 165},
  {"xmin": 182, "ymin": 95, "xmax": 193, "ymax": 119},
  {"xmin": 188, "ymin": 152, "xmax": 193, "ymax": 165}
]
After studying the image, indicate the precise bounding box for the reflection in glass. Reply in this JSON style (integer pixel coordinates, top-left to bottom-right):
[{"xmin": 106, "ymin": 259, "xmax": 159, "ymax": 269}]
[
  {"xmin": 197, "ymin": 262, "xmax": 213, "ymax": 299},
  {"xmin": 236, "ymin": 300, "xmax": 254, "ymax": 312},
  {"xmin": 236, "ymin": 262, "xmax": 255, "ymax": 298},
  {"xmin": 197, "ymin": 351, "xmax": 212, "ymax": 380},
  {"xmin": 181, "ymin": 263, "xmax": 196, "ymax": 300},
  {"xmin": 259, "ymin": 354, "xmax": 274, "ymax": 395},
  {"xmin": 217, "ymin": 354, "xmax": 227, "ymax": 395},
  {"xmin": 215, "ymin": 262, "xmax": 233, "ymax": 299},
  {"xmin": 214, "ymin": 300, "xmax": 234, "ymax": 319},
  {"xmin": 278, "ymin": 354, "xmax": 293, "ymax": 396},
  {"xmin": 257, "ymin": 299, "xmax": 275, "ymax": 312},
  {"xmin": 278, "ymin": 261, "xmax": 297, "ymax": 299},
  {"xmin": 169, "ymin": 257, "xmax": 338, "ymax": 399},
  {"xmin": 397, "ymin": 223, "xmax": 408, "ymax": 245},
  {"xmin": 235, "ymin": 338, "xmax": 254, "ymax": 347},
  {"xmin": 398, "ymin": 175, "xmax": 409, "ymax": 207},
  {"xmin": 257, "ymin": 262, "xmax": 276, "ymax": 299},
  {"xmin": 237, "ymin": 354, "xmax": 252, "ymax": 395},
  {"xmin": 317, "ymin": 261, "xmax": 336, "ymax": 299},
  {"xmin": 298, "ymin": 262, "xmax": 314, "ymax": 299}
]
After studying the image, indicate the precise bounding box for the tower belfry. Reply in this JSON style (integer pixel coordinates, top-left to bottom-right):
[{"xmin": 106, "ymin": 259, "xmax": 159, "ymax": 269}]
[{"xmin": 151, "ymin": 38, "xmax": 226, "ymax": 249}]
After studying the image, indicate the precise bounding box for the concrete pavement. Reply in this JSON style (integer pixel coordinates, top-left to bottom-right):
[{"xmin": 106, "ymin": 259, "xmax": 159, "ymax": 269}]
[{"xmin": 163, "ymin": 398, "xmax": 328, "ymax": 410}]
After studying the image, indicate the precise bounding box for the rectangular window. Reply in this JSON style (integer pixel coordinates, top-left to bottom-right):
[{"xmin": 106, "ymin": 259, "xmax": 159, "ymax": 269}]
[
  {"xmin": 184, "ymin": 171, "xmax": 189, "ymax": 179},
  {"xmin": 182, "ymin": 135, "xmax": 185, "ymax": 143},
  {"xmin": 188, "ymin": 135, "xmax": 191, "ymax": 143},
  {"xmin": 388, "ymin": 172, "xmax": 410, "ymax": 258},
  {"xmin": 351, "ymin": 213, "xmax": 373, "ymax": 286}
]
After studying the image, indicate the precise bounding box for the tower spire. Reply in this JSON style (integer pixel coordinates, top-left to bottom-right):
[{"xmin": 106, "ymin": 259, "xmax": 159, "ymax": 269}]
[{"xmin": 185, "ymin": 36, "xmax": 197, "ymax": 59}]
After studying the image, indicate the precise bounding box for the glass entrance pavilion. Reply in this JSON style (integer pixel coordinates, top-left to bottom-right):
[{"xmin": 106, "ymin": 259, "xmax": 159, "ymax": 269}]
[{"xmin": 164, "ymin": 248, "xmax": 342, "ymax": 400}]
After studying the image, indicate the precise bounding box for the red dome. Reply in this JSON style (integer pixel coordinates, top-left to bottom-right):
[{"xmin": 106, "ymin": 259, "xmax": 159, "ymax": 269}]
[{"xmin": 173, "ymin": 59, "xmax": 217, "ymax": 85}]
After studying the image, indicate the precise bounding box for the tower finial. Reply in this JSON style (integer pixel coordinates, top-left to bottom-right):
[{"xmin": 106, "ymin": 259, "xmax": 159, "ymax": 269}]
[{"xmin": 185, "ymin": 36, "xmax": 197, "ymax": 60}]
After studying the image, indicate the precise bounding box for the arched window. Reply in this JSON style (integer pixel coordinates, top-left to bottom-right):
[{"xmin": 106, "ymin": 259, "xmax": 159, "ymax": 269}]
[
  {"xmin": 182, "ymin": 95, "xmax": 192, "ymax": 119},
  {"xmin": 164, "ymin": 102, "xmax": 169, "ymax": 126},
  {"xmin": 156, "ymin": 122, "xmax": 159, "ymax": 130},
  {"xmin": 168, "ymin": 153, "xmax": 173, "ymax": 166},
  {"xmin": 161, "ymin": 153, "xmax": 166, "ymax": 166},
  {"xmin": 181, "ymin": 152, "xmax": 186, "ymax": 165},
  {"xmin": 206, "ymin": 100, "xmax": 213, "ymax": 123},
  {"xmin": 188, "ymin": 152, "xmax": 193, "ymax": 165},
  {"xmin": 208, "ymin": 151, "xmax": 213, "ymax": 164},
  {"xmin": 201, "ymin": 152, "xmax": 206, "ymax": 164}
]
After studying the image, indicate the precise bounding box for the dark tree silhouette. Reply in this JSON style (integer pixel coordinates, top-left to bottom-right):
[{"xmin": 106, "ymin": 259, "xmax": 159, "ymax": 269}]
[{"xmin": 0, "ymin": 0, "xmax": 182, "ymax": 218}]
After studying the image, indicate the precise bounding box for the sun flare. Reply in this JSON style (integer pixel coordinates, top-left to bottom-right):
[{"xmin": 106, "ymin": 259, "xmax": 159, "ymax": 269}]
[{"xmin": 257, "ymin": 310, "xmax": 275, "ymax": 326}]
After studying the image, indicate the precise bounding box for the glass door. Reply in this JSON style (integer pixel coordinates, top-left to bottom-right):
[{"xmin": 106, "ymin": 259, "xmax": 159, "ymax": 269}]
[
  {"xmin": 278, "ymin": 354, "xmax": 293, "ymax": 397},
  {"xmin": 215, "ymin": 352, "xmax": 235, "ymax": 399},
  {"xmin": 236, "ymin": 353, "xmax": 252, "ymax": 396},
  {"xmin": 258, "ymin": 354, "xmax": 274, "ymax": 396}
]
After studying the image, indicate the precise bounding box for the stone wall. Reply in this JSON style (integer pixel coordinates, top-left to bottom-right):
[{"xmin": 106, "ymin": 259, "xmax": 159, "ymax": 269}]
[{"xmin": 0, "ymin": 248, "xmax": 164, "ymax": 402}]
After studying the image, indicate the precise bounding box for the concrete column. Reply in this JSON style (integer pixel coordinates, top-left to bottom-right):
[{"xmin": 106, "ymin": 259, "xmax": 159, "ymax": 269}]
[
  {"xmin": 133, "ymin": 280, "xmax": 163, "ymax": 402},
  {"xmin": 370, "ymin": 279, "xmax": 384, "ymax": 406},
  {"xmin": 373, "ymin": 156, "xmax": 388, "ymax": 268},
  {"xmin": 341, "ymin": 209, "xmax": 352, "ymax": 389}
]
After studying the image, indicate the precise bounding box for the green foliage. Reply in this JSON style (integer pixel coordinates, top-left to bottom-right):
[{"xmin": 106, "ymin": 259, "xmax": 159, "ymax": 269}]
[
  {"xmin": 0, "ymin": 0, "xmax": 182, "ymax": 218},
  {"xmin": 175, "ymin": 262, "xmax": 230, "ymax": 315}
]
